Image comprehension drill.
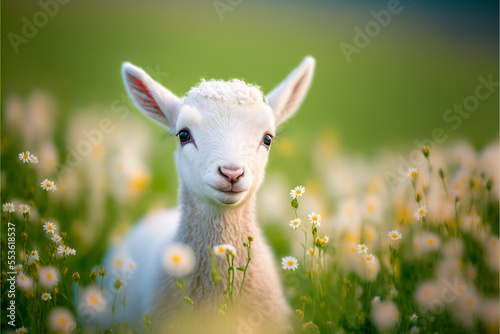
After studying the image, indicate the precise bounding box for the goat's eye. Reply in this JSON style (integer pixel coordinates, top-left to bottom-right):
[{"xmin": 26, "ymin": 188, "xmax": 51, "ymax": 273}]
[
  {"xmin": 178, "ymin": 130, "xmax": 191, "ymax": 143},
  {"xmin": 262, "ymin": 134, "xmax": 273, "ymax": 147}
]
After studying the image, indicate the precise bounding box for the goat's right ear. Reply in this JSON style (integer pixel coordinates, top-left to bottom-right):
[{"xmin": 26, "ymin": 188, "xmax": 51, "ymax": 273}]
[{"xmin": 122, "ymin": 62, "xmax": 181, "ymax": 133}]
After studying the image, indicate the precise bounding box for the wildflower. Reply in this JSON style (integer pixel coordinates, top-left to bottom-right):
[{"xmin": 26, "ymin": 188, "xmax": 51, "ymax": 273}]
[
  {"xmin": 51, "ymin": 234, "xmax": 62, "ymax": 243},
  {"xmin": 19, "ymin": 151, "xmax": 31, "ymax": 163},
  {"xmin": 26, "ymin": 250, "xmax": 39, "ymax": 264},
  {"xmin": 281, "ymin": 256, "xmax": 299, "ymax": 271},
  {"xmin": 308, "ymin": 248, "xmax": 314, "ymax": 256},
  {"xmin": 162, "ymin": 242, "xmax": 196, "ymax": 277},
  {"xmin": 410, "ymin": 326, "xmax": 420, "ymax": 334},
  {"xmin": 290, "ymin": 185, "xmax": 305, "ymax": 199},
  {"xmin": 407, "ymin": 167, "xmax": 418, "ymax": 178},
  {"xmin": 81, "ymin": 287, "xmax": 107, "ymax": 312},
  {"xmin": 16, "ymin": 326, "xmax": 28, "ymax": 334},
  {"xmin": 43, "ymin": 221, "xmax": 57, "ymax": 234},
  {"xmin": 289, "ymin": 218, "xmax": 301, "ymax": 229},
  {"xmin": 3, "ymin": 202, "xmax": 15, "ymax": 213},
  {"xmin": 413, "ymin": 205, "xmax": 427, "ymax": 221},
  {"xmin": 363, "ymin": 253, "xmax": 375, "ymax": 263},
  {"xmin": 410, "ymin": 313, "xmax": 418, "ymax": 322},
  {"xmin": 18, "ymin": 204, "xmax": 30, "ymax": 214},
  {"xmin": 356, "ymin": 244, "xmax": 368, "ymax": 254},
  {"xmin": 39, "ymin": 266, "xmax": 59, "ymax": 289},
  {"xmin": 422, "ymin": 145, "xmax": 430, "ymax": 157},
  {"xmin": 16, "ymin": 272, "xmax": 34, "ymax": 291},
  {"xmin": 414, "ymin": 281, "xmax": 439, "ymax": 309},
  {"xmin": 415, "ymin": 232, "xmax": 441, "ymax": 253},
  {"xmin": 29, "ymin": 154, "xmax": 39, "ymax": 164},
  {"xmin": 57, "ymin": 245, "xmax": 70, "ymax": 255},
  {"xmin": 14, "ymin": 264, "xmax": 23, "ymax": 273},
  {"xmin": 48, "ymin": 307, "xmax": 76, "ymax": 334},
  {"xmin": 364, "ymin": 256, "xmax": 381, "ymax": 281},
  {"xmin": 321, "ymin": 235, "xmax": 329, "ymax": 243},
  {"xmin": 41, "ymin": 292, "xmax": 52, "ymax": 301},
  {"xmin": 388, "ymin": 230, "xmax": 402, "ymax": 241},
  {"xmin": 67, "ymin": 248, "xmax": 76, "ymax": 256},
  {"xmin": 371, "ymin": 300, "xmax": 398, "ymax": 331},
  {"xmin": 213, "ymin": 244, "xmax": 236, "ymax": 257},
  {"xmin": 99, "ymin": 268, "xmax": 106, "ymax": 277},
  {"xmin": 308, "ymin": 212, "xmax": 321, "ymax": 226},
  {"xmin": 40, "ymin": 179, "xmax": 57, "ymax": 192},
  {"xmin": 72, "ymin": 272, "xmax": 80, "ymax": 284},
  {"xmin": 460, "ymin": 212, "xmax": 481, "ymax": 232},
  {"xmin": 371, "ymin": 296, "xmax": 381, "ymax": 306}
]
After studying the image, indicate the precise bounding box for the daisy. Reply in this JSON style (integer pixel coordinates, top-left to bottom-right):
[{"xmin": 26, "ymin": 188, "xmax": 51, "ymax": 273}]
[
  {"xmin": 308, "ymin": 248, "xmax": 314, "ymax": 256},
  {"xmin": 13, "ymin": 264, "xmax": 23, "ymax": 274},
  {"xmin": 19, "ymin": 151, "xmax": 31, "ymax": 163},
  {"xmin": 410, "ymin": 313, "xmax": 418, "ymax": 322},
  {"xmin": 41, "ymin": 179, "xmax": 57, "ymax": 192},
  {"xmin": 356, "ymin": 244, "xmax": 368, "ymax": 254},
  {"xmin": 57, "ymin": 245, "xmax": 70, "ymax": 255},
  {"xmin": 41, "ymin": 292, "xmax": 52, "ymax": 301},
  {"xmin": 3, "ymin": 202, "xmax": 15, "ymax": 213},
  {"xmin": 281, "ymin": 256, "xmax": 299, "ymax": 271},
  {"xmin": 26, "ymin": 250, "xmax": 39, "ymax": 264},
  {"xmin": 388, "ymin": 230, "xmax": 402, "ymax": 241},
  {"xmin": 407, "ymin": 167, "xmax": 418, "ymax": 178},
  {"xmin": 43, "ymin": 221, "xmax": 57, "ymax": 234},
  {"xmin": 67, "ymin": 248, "xmax": 76, "ymax": 256},
  {"xmin": 308, "ymin": 212, "xmax": 321, "ymax": 226},
  {"xmin": 29, "ymin": 154, "xmax": 39, "ymax": 164},
  {"xmin": 18, "ymin": 204, "xmax": 30, "ymax": 214},
  {"xmin": 413, "ymin": 205, "xmax": 427, "ymax": 221},
  {"xmin": 51, "ymin": 234, "xmax": 62, "ymax": 243},
  {"xmin": 321, "ymin": 235, "xmax": 329, "ymax": 243},
  {"xmin": 371, "ymin": 300, "xmax": 398, "ymax": 331},
  {"xmin": 38, "ymin": 266, "xmax": 59, "ymax": 289},
  {"xmin": 213, "ymin": 244, "xmax": 236, "ymax": 257},
  {"xmin": 81, "ymin": 287, "xmax": 107, "ymax": 312},
  {"xmin": 363, "ymin": 253, "xmax": 375, "ymax": 263},
  {"xmin": 16, "ymin": 272, "xmax": 34, "ymax": 291},
  {"xmin": 16, "ymin": 326, "xmax": 28, "ymax": 334},
  {"xmin": 410, "ymin": 326, "xmax": 420, "ymax": 334},
  {"xmin": 290, "ymin": 185, "xmax": 305, "ymax": 199},
  {"xmin": 371, "ymin": 296, "xmax": 381, "ymax": 306},
  {"xmin": 162, "ymin": 242, "xmax": 196, "ymax": 277},
  {"xmin": 289, "ymin": 218, "xmax": 301, "ymax": 229},
  {"xmin": 48, "ymin": 307, "xmax": 76, "ymax": 334}
]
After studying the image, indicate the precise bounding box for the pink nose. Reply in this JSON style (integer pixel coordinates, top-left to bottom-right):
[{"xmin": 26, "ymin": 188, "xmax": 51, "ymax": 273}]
[{"xmin": 219, "ymin": 166, "xmax": 244, "ymax": 183}]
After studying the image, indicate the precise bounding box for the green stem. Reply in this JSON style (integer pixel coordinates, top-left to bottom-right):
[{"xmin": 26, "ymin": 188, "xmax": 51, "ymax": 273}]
[{"xmin": 237, "ymin": 243, "xmax": 252, "ymax": 302}]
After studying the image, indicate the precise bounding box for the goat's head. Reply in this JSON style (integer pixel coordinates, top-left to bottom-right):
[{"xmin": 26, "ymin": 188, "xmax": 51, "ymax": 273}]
[{"xmin": 122, "ymin": 57, "xmax": 315, "ymax": 207}]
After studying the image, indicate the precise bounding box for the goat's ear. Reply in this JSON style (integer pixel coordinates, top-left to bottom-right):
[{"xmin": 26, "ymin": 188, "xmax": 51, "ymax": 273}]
[
  {"xmin": 122, "ymin": 62, "xmax": 181, "ymax": 133},
  {"xmin": 266, "ymin": 56, "xmax": 315, "ymax": 126}
]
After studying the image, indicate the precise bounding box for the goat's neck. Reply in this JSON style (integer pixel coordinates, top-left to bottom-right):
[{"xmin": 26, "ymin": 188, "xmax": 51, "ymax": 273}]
[{"xmin": 175, "ymin": 185, "xmax": 258, "ymax": 251}]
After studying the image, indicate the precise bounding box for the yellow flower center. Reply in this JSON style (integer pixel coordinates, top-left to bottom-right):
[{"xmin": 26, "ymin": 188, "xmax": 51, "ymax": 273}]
[
  {"xmin": 23, "ymin": 154, "xmax": 28, "ymax": 159},
  {"xmin": 172, "ymin": 255, "xmax": 181, "ymax": 263},
  {"xmin": 411, "ymin": 171, "xmax": 417, "ymax": 177},
  {"xmin": 293, "ymin": 221, "xmax": 298, "ymax": 225},
  {"xmin": 322, "ymin": 238, "xmax": 327, "ymax": 242},
  {"xmin": 366, "ymin": 256, "xmax": 372, "ymax": 261},
  {"xmin": 16, "ymin": 267, "xmax": 21, "ymax": 273},
  {"xmin": 115, "ymin": 259, "xmax": 123, "ymax": 267},
  {"xmin": 295, "ymin": 190, "xmax": 301, "ymax": 195},
  {"xmin": 287, "ymin": 260, "xmax": 294, "ymax": 266},
  {"xmin": 47, "ymin": 273, "xmax": 53, "ymax": 280},
  {"xmin": 59, "ymin": 317, "xmax": 67, "ymax": 324},
  {"xmin": 129, "ymin": 264, "xmax": 134, "ymax": 269},
  {"xmin": 424, "ymin": 290, "xmax": 431, "ymax": 296},
  {"xmin": 308, "ymin": 250, "xmax": 314, "ymax": 255},
  {"xmin": 91, "ymin": 297, "xmax": 97, "ymax": 304},
  {"xmin": 367, "ymin": 203, "xmax": 375, "ymax": 213},
  {"xmin": 428, "ymin": 239, "xmax": 434, "ymax": 245},
  {"xmin": 312, "ymin": 216, "xmax": 317, "ymax": 221},
  {"xmin": 45, "ymin": 183, "xmax": 51, "ymax": 187},
  {"xmin": 7, "ymin": 205, "xmax": 12, "ymax": 209},
  {"xmin": 392, "ymin": 233, "xmax": 398, "ymax": 239},
  {"xmin": 21, "ymin": 276, "xmax": 26, "ymax": 281},
  {"xmin": 218, "ymin": 248, "xmax": 225, "ymax": 253},
  {"xmin": 346, "ymin": 207, "xmax": 353, "ymax": 215},
  {"xmin": 468, "ymin": 299, "xmax": 474, "ymax": 306},
  {"xmin": 48, "ymin": 225, "xmax": 53, "ymax": 230},
  {"xmin": 419, "ymin": 209, "xmax": 424, "ymax": 214},
  {"xmin": 361, "ymin": 246, "xmax": 365, "ymax": 250}
]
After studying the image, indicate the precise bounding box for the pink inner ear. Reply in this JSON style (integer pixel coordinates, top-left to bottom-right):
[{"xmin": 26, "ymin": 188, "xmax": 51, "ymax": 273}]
[
  {"xmin": 286, "ymin": 72, "xmax": 307, "ymax": 107},
  {"xmin": 127, "ymin": 73, "xmax": 161, "ymax": 113}
]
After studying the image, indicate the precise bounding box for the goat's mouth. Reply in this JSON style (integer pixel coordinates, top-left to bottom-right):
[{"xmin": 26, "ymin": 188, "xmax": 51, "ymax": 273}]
[{"xmin": 209, "ymin": 185, "xmax": 247, "ymax": 195}]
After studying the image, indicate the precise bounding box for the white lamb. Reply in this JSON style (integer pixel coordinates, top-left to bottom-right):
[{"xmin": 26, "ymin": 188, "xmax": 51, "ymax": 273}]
[{"xmin": 96, "ymin": 56, "xmax": 315, "ymax": 333}]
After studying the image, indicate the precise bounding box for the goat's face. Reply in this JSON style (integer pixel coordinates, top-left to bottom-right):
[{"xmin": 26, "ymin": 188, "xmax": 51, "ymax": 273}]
[{"xmin": 123, "ymin": 57, "xmax": 315, "ymax": 207}]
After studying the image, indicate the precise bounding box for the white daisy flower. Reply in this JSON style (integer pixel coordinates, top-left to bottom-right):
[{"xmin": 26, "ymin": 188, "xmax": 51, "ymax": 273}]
[
  {"xmin": 308, "ymin": 212, "xmax": 321, "ymax": 226},
  {"xmin": 41, "ymin": 179, "xmax": 57, "ymax": 192},
  {"xmin": 29, "ymin": 154, "xmax": 39, "ymax": 164},
  {"xmin": 289, "ymin": 218, "xmax": 301, "ymax": 229},
  {"xmin": 57, "ymin": 245, "xmax": 70, "ymax": 255},
  {"xmin": 51, "ymin": 234, "xmax": 62, "ymax": 243},
  {"xmin": 290, "ymin": 185, "xmax": 305, "ymax": 199},
  {"xmin": 308, "ymin": 248, "xmax": 315, "ymax": 256},
  {"xmin": 371, "ymin": 296, "xmax": 381, "ymax": 306},
  {"xmin": 410, "ymin": 313, "xmax": 418, "ymax": 322},
  {"xmin": 42, "ymin": 221, "xmax": 57, "ymax": 234},
  {"xmin": 363, "ymin": 253, "xmax": 375, "ymax": 263},
  {"xmin": 281, "ymin": 256, "xmax": 299, "ymax": 271},
  {"xmin": 16, "ymin": 272, "xmax": 34, "ymax": 291},
  {"xmin": 18, "ymin": 204, "xmax": 30, "ymax": 214},
  {"xmin": 13, "ymin": 264, "xmax": 23, "ymax": 274},
  {"xmin": 213, "ymin": 244, "xmax": 236, "ymax": 257},
  {"xmin": 388, "ymin": 230, "xmax": 402, "ymax": 241},
  {"xmin": 80, "ymin": 287, "xmax": 107, "ymax": 312},
  {"xmin": 41, "ymin": 292, "xmax": 52, "ymax": 301},
  {"xmin": 19, "ymin": 151, "xmax": 31, "ymax": 163},
  {"xmin": 16, "ymin": 326, "xmax": 28, "ymax": 334},
  {"xmin": 67, "ymin": 248, "xmax": 76, "ymax": 256},
  {"xmin": 407, "ymin": 167, "xmax": 418, "ymax": 178},
  {"xmin": 48, "ymin": 307, "xmax": 76, "ymax": 334},
  {"xmin": 162, "ymin": 242, "xmax": 196, "ymax": 277},
  {"xmin": 410, "ymin": 326, "xmax": 420, "ymax": 334},
  {"xmin": 356, "ymin": 244, "xmax": 368, "ymax": 254},
  {"xmin": 38, "ymin": 266, "xmax": 59, "ymax": 289},
  {"xmin": 3, "ymin": 202, "xmax": 15, "ymax": 213},
  {"xmin": 413, "ymin": 205, "xmax": 427, "ymax": 221},
  {"xmin": 26, "ymin": 250, "xmax": 39, "ymax": 264},
  {"xmin": 321, "ymin": 235, "xmax": 329, "ymax": 244}
]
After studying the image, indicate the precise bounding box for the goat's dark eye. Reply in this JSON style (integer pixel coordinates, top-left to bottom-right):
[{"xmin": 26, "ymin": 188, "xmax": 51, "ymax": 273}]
[
  {"xmin": 263, "ymin": 134, "xmax": 273, "ymax": 147},
  {"xmin": 178, "ymin": 130, "xmax": 190, "ymax": 143}
]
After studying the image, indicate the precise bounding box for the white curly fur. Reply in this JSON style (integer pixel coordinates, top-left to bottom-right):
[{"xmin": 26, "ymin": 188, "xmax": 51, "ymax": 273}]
[{"xmin": 96, "ymin": 56, "xmax": 315, "ymax": 333}]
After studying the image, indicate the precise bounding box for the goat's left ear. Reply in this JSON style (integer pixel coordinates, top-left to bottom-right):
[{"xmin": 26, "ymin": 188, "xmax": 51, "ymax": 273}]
[{"xmin": 266, "ymin": 56, "xmax": 316, "ymax": 126}]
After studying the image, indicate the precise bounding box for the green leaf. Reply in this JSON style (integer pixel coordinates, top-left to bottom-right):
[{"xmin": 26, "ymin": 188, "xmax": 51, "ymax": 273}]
[
  {"xmin": 291, "ymin": 198, "xmax": 299, "ymax": 209},
  {"xmin": 236, "ymin": 267, "xmax": 245, "ymax": 271}
]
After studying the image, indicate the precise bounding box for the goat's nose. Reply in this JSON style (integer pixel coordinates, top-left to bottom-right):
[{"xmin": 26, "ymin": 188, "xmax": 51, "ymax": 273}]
[{"xmin": 219, "ymin": 166, "xmax": 244, "ymax": 183}]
